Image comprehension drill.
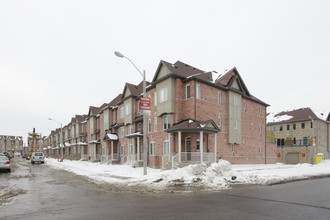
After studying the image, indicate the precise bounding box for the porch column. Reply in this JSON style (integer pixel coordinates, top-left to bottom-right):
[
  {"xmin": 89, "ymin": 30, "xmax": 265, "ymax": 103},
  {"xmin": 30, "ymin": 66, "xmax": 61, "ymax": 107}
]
[
  {"xmin": 214, "ymin": 133, "xmax": 217, "ymax": 163},
  {"xmin": 137, "ymin": 137, "xmax": 140, "ymax": 161},
  {"xmin": 111, "ymin": 141, "xmax": 114, "ymax": 160},
  {"xmin": 200, "ymin": 131, "xmax": 203, "ymax": 163},
  {"xmin": 178, "ymin": 131, "xmax": 181, "ymax": 163},
  {"xmin": 133, "ymin": 138, "xmax": 135, "ymax": 157},
  {"xmin": 168, "ymin": 133, "xmax": 171, "ymax": 156}
]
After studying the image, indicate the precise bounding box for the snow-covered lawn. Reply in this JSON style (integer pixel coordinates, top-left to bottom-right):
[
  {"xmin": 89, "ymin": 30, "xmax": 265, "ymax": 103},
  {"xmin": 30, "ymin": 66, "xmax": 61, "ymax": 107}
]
[{"xmin": 45, "ymin": 158, "xmax": 330, "ymax": 192}]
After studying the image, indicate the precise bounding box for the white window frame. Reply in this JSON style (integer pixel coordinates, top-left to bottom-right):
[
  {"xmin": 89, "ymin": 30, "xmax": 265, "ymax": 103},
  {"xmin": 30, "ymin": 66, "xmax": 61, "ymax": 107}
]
[
  {"xmin": 154, "ymin": 92, "xmax": 157, "ymax": 106},
  {"xmin": 217, "ymin": 92, "xmax": 221, "ymax": 105},
  {"xmin": 159, "ymin": 87, "xmax": 168, "ymax": 103},
  {"xmin": 149, "ymin": 142, "xmax": 156, "ymax": 156},
  {"xmin": 163, "ymin": 114, "xmax": 170, "ymax": 130},
  {"xmin": 120, "ymin": 145, "xmax": 124, "ymax": 156},
  {"xmin": 154, "ymin": 117, "xmax": 157, "ymax": 132},
  {"xmin": 163, "ymin": 140, "xmax": 170, "ymax": 155},
  {"xmin": 186, "ymin": 84, "xmax": 191, "ymax": 99},
  {"xmin": 234, "ymin": 95, "xmax": 238, "ymax": 105},
  {"xmin": 125, "ymin": 103, "xmax": 131, "ymax": 116},
  {"xmin": 196, "ymin": 84, "xmax": 201, "ymax": 99},
  {"xmin": 128, "ymin": 124, "xmax": 132, "ymax": 135},
  {"xmin": 119, "ymin": 127, "xmax": 124, "ymax": 138},
  {"xmin": 120, "ymin": 107, "xmax": 124, "ymax": 118},
  {"xmin": 234, "ymin": 120, "xmax": 238, "ymax": 129},
  {"xmin": 259, "ymin": 106, "xmax": 262, "ymax": 115},
  {"xmin": 148, "ymin": 119, "xmax": 151, "ymax": 133},
  {"xmin": 243, "ymin": 101, "xmax": 247, "ymax": 112},
  {"xmin": 218, "ymin": 115, "xmax": 221, "ymax": 128}
]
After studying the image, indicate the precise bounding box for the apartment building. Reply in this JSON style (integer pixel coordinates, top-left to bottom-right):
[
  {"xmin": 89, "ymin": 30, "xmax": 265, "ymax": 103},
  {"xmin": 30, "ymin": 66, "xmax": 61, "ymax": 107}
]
[
  {"xmin": 0, "ymin": 135, "xmax": 23, "ymax": 154},
  {"xmin": 45, "ymin": 60, "xmax": 275, "ymax": 168},
  {"xmin": 267, "ymin": 108, "xmax": 330, "ymax": 164}
]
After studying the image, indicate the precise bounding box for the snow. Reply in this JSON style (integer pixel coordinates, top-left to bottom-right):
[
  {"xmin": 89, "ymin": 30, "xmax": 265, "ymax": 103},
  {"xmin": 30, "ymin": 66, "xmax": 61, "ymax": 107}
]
[
  {"xmin": 267, "ymin": 113, "xmax": 293, "ymax": 123},
  {"xmin": 188, "ymin": 120, "xmax": 194, "ymax": 123},
  {"xmin": 45, "ymin": 158, "xmax": 330, "ymax": 192},
  {"xmin": 312, "ymin": 109, "xmax": 329, "ymax": 121}
]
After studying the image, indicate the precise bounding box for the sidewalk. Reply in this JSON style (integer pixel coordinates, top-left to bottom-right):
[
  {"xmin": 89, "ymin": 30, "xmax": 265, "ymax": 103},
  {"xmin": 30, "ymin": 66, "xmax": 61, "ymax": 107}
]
[{"xmin": 45, "ymin": 158, "xmax": 330, "ymax": 192}]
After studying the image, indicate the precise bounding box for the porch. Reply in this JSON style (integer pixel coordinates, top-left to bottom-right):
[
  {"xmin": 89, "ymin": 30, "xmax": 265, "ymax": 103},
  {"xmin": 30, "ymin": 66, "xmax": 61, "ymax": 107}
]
[{"xmin": 162, "ymin": 119, "xmax": 219, "ymax": 169}]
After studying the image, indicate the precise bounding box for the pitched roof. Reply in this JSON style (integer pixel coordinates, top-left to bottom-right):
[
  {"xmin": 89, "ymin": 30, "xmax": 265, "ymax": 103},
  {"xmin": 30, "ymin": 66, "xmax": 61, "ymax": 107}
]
[
  {"xmin": 153, "ymin": 60, "xmax": 212, "ymax": 82},
  {"xmin": 166, "ymin": 119, "xmax": 220, "ymax": 133},
  {"xmin": 108, "ymin": 94, "xmax": 122, "ymax": 107},
  {"xmin": 267, "ymin": 108, "xmax": 330, "ymax": 124},
  {"xmin": 122, "ymin": 81, "xmax": 151, "ymax": 99}
]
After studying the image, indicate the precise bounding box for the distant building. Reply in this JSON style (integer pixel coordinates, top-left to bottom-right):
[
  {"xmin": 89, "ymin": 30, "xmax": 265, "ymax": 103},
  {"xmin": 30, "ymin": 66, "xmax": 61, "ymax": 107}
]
[
  {"xmin": 267, "ymin": 108, "xmax": 330, "ymax": 164},
  {"xmin": 0, "ymin": 135, "xmax": 24, "ymax": 154}
]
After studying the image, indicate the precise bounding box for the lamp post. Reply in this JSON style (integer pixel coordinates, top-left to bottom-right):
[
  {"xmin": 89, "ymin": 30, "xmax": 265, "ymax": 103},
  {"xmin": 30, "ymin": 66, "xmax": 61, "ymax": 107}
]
[
  {"xmin": 309, "ymin": 116, "xmax": 315, "ymax": 164},
  {"xmin": 114, "ymin": 51, "xmax": 147, "ymax": 175},
  {"xmin": 48, "ymin": 118, "xmax": 63, "ymax": 160}
]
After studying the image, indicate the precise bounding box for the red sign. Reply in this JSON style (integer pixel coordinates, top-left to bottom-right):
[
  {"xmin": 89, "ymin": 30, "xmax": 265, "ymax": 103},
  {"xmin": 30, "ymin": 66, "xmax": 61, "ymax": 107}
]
[
  {"xmin": 140, "ymin": 97, "xmax": 151, "ymax": 115},
  {"xmin": 302, "ymin": 153, "xmax": 306, "ymax": 158}
]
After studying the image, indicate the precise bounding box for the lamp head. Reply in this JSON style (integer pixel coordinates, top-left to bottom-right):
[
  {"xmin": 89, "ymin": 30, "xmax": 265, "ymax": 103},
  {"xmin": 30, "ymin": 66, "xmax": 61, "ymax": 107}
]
[
  {"xmin": 48, "ymin": 118, "xmax": 52, "ymax": 120},
  {"xmin": 114, "ymin": 51, "xmax": 124, "ymax": 58}
]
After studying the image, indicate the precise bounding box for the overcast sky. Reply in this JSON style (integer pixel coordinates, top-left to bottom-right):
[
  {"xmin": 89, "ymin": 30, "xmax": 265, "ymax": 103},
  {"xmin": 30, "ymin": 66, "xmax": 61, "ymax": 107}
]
[{"xmin": 1, "ymin": 0, "xmax": 329, "ymax": 143}]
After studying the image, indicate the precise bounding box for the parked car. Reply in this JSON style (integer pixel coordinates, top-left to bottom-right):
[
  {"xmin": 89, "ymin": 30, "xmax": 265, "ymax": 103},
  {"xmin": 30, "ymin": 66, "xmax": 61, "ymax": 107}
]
[
  {"xmin": 14, "ymin": 152, "xmax": 21, "ymax": 157},
  {"xmin": 0, "ymin": 155, "xmax": 11, "ymax": 172},
  {"xmin": 31, "ymin": 152, "xmax": 45, "ymax": 164}
]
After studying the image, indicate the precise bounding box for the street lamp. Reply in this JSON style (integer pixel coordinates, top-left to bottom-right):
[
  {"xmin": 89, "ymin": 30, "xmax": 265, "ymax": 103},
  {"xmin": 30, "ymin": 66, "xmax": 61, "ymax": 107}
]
[
  {"xmin": 48, "ymin": 118, "xmax": 63, "ymax": 160},
  {"xmin": 114, "ymin": 51, "xmax": 147, "ymax": 175},
  {"xmin": 308, "ymin": 116, "xmax": 315, "ymax": 164}
]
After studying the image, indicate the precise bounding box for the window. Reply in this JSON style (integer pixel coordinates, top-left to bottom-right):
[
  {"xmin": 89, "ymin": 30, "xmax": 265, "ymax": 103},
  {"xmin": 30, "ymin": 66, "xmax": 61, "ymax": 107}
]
[
  {"xmin": 129, "ymin": 144, "xmax": 134, "ymax": 154},
  {"xmin": 234, "ymin": 120, "xmax": 238, "ymax": 129},
  {"xmin": 128, "ymin": 125, "xmax": 132, "ymax": 135},
  {"xmin": 196, "ymin": 140, "xmax": 200, "ymax": 150},
  {"xmin": 277, "ymin": 138, "xmax": 285, "ymax": 146},
  {"xmin": 293, "ymin": 124, "xmax": 296, "ymax": 130},
  {"xmin": 154, "ymin": 92, "xmax": 157, "ymax": 106},
  {"xmin": 298, "ymin": 137, "xmax": 308, "ymax": 146},
  {"xmin": 218, "ymin": 115, "xmax": 221, "ymax": 128},
  {"xmin": 217, "ymin": 92, "xmax": 221, "ymax": 105},
  {"xmin": 279, "ymin": 125, "xmax": 283, "ymax": 131},
  {"xmin": 163, "ymin": 115, "xmax": 170, "ymax": 130},
  {"xmin": 120, "ymin": 107, "xmax": 124, "ymax": 118},
  {"xmin": 119, "ymin": 127, "xmax": 124, "ymax": 138},
  {"xmin": 163, "ymin": 141, "xmax": 170, "ymax": 155},
  {"xmin": 234, "ymin": 95, "xmax": 238, "ymax": 105},
  {"xmin": 287, "ymin": 124, "xmax": 290, "ymax": 131},
  {"xmin": 196, "ymin": 84, "xmax": 201, "ymax": 99},
  {"xmin": 259, "ymin": 106, "xmax": 262, "ymax": 115},
  {"xmin": 243, "ymin": 101, "xmax": 247, "ymax": 112},
  {"xmin": 149, "ymin": 142, "xmax": 156, "ymax": 156},
  {"xmin": 159, "ymin": 87, "xmax": 168, "ymax": 103},
  {"xmin": 186, "ymin": 84, "xmax": 191, "ymax": 99},
  {"xmin": 120, "ymin": 145, "xmax": 124, "ymax": 155},
  {"xmin": 301, "ymin": 123, "xmax": 305, "ymax": 129},
  {"xmin": 311, "ymin": 121, "xmax": 313, "ymax": 129},
  {"xmin": 259, "ymin": 125, "xmax": 262, "ymax": 136},
  {"xmin": 148, "ymin": 119, "xmax": 151, "ymax": 133},
  {"xmin": 272, "ymin": 126, "xmax": 276, "ymax": 132},
  {"xmin": 293, "ymin": 138, "xmax": 296, "ymax": 145},
  {"xmin": 154, "ymin": 117, "xmax": 157, "ymax": 132},
  {"xmin": 125, "ymin": 103, "xmax": 131, "ymax": 115},
  {"xmin": 259, "ymin": 144, "xmax": 261, "ymax": 155}
]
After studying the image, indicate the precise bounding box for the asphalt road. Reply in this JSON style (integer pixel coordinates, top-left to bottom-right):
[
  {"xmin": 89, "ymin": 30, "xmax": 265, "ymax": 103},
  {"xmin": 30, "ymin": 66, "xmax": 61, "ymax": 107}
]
[{"xmin": 1, "ymin": 158, "xmax": 330, "ymax": 220}]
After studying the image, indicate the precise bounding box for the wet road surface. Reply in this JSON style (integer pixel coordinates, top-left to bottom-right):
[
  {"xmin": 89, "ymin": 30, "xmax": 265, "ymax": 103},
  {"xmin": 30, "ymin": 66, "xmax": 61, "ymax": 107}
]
[{"xmin": 1, "ymin": 158, "xmax": 330, "ymax": 219}]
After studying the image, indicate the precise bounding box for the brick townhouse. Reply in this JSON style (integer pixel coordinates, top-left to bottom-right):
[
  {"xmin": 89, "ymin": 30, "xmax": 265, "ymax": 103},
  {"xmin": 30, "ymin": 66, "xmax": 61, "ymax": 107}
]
[
  {"xmin": 44, "ymin": 60, "xmax": 276, "ymax": 168},
  {"xmin": 0, "ymin": 135, "xmax": 23, "ymax": 154}
]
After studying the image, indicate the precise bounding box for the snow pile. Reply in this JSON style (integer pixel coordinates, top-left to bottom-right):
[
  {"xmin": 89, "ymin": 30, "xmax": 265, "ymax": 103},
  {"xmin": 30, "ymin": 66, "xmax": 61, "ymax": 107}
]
[
  {"xmin": 312, "ymin": 109, "xmax": 329, "ymax": 121},
  {"xmin": 45, "ymin": 158, "xmax": 330, "ymax": 192}
]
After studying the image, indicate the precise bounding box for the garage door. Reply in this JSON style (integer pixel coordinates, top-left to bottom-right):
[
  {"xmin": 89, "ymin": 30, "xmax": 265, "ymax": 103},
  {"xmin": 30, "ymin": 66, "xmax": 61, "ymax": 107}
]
[{"xmin": 286, "ymin": 152, "xmax": 299, "ymax": 164}]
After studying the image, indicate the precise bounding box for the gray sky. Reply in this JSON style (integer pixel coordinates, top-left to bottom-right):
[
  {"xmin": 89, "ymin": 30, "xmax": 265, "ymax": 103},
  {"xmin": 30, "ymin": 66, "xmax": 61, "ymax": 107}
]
[{"xmin": 1, "ymin": 0, "xmax": 329, "ymax": 143}]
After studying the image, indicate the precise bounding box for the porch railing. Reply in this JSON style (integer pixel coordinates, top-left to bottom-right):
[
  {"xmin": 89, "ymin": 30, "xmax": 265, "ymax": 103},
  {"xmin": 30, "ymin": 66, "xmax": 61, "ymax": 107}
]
[
  {"xmin": 172, "ymin": 153, "xmax": 180, "ymax": 169},
  {"xmin": 81, "ymin": 154, "xmax": 89, "ymax": 161}
]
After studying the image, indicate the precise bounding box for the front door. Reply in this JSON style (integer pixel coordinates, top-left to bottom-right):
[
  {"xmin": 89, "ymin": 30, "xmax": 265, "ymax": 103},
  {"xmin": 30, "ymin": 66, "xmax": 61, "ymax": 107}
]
[{"xmin": 185, "ymin": 137, "xmax": 191, "ymax": 161}]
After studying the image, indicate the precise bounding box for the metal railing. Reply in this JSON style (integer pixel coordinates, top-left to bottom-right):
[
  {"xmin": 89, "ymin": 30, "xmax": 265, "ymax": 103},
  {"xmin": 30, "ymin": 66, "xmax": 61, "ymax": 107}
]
[
  {"xmin": 81, "ymin": 154, "xmax": 89, "ymax": 160},
  {"xmin": 172, "ymin": 153, "xmax": 180, "ymax": 169}
]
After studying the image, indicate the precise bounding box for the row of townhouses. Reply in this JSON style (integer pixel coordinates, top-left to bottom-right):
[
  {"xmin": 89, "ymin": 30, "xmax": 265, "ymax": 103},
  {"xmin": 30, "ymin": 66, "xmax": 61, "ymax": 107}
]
[
  {"xmin": 267, "ymin": 108, "xmax": 330, "ymax": 164},
  {"xmin": 0, "ymin": 135, "xmax": 24, "ymax": 154},
  {"xmin": 43, "ymin": 60, "xmax": 276, "ymax": 168}
]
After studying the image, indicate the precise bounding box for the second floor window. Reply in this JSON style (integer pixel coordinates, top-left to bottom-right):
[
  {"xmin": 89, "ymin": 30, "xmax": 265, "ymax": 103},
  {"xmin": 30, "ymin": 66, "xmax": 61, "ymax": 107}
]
[
  {"xmin": 287, "ymin": 124, "xmax": 290, "ymax": 130},
  {"xmin": 293, "ymin": 124, "xmax": 296, "ymax": 130},
  {"xmin": 301, "ymin": 123, "xmax": 305, "ymax": 130},
  {"xmin": 159, "ymin": 87, "xmax": 168, "ymax": 103},
  {"xmin": 234, "ymin": 120, "xmax": 238, "ymax": 129},
  {"xmin": 125, "ymin": 103, "xmax": 131, "ymax": 115},
  {"xmin": 196, "ymin": 84, "xmax": 201, "ymax": 99},
  {"xmin": 154, "ymin": 117, "xmax": 157, "ymax": 132},
  {"xmin": 148, "ymin": 119, "xmax": 151, "ymax": 133},
  {"xmin": 163, "ymin": 115, "xmax": 170, "ymax": 130},
  {"xmin": 218, "ymin": 92, "xmax": 221, "ymax": 105},
  {"xmin": 120, "ymin": 127, "xmax": 124, "ymax": 138},
  {"xmin": 150, "ymin": 142, "xmax": 156, "ymax": 156},
  {"xmin": 120, "ymin": 107, "xmax": 124, "ymax": 118},
  {"xmin": 186, "ymin": 84, "xmax": 191, "ymax": 99},
  {"xmin": 163, "ymin": 141, "xmax": 170, "ymax": 155},
  {"xmin": 154, "ymin": 92, "xmax": 157, "ymax": 106},
  {"xmin": 128, "ymin": 125, "xmax": 132, "ymax": 135}
]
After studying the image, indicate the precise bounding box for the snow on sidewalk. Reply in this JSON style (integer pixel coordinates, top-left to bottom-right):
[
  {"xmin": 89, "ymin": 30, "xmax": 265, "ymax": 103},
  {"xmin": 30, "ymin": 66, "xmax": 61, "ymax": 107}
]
[{"xmin": 45, "ymin": 158, "xmax": 330, "ymax": 192}]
